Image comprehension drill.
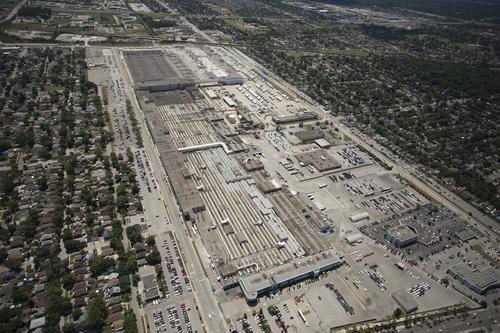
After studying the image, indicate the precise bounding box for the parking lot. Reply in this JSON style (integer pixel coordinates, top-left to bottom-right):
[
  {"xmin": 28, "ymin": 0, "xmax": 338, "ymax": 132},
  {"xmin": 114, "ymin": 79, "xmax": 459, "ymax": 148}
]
[
  {"xmin": 360, "ymin": 189, "xmax": 425, "ymax": 216},
  {"xmin": 144, "ymin": 230, "xmax": 202, "ymax": 333},
  {"xmin": 147, "ymin": 299, "xmax": 201, "ymax": 333},
  {"xmin": 158, "ymin": 231, "xmax": 192, "ymax": 298}
]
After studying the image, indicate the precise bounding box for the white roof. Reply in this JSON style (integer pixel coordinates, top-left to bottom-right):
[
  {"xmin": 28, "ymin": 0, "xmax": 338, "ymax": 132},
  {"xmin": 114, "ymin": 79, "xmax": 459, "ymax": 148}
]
[
  {"xmin": 30, "ymin": 317, "xmax": 46, "ymax": 330},
  {"xmin": 315, "ymin": 138, "xmax": 331, "ymax": 147},
  {"xmin": 223, "ymin": 96, "xmax": 236, "ymax": 107},
  {"xmin": 350, "ymin": 212, "xmax": 369, "ymax": 222},
  {"xmin": 206, "ymin": 89, "xmax": 217, "ymax": 98},
  {"xmin": 345, "ymin": 233, "xmax": 363, "ymax": 243}
]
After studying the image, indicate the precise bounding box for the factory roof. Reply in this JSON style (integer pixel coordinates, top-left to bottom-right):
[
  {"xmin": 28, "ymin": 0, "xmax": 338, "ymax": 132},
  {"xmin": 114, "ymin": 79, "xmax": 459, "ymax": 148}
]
[
  {"xmin": 237, "ymin": 155, "xmax": 264, "ymax": 172},
  {"xmin": 206, "ymin": 89, "xmax": 218, "ymax": 99},
  {"xmin": 239, "ymin": 250, "xmax": 343, "ymax": 301},
  {"xmin": 223, "ymin": 96, "xmax": 236, "ymax": 107},
  {"xmin": 448, "ymin": 263, "xmax": 500, "ymax": 293},
  {"xmin": 271, "ymin": 112, "xmax": 318, "ymax": 124},
  {"xmin": 295, "ymin": 130, "xmax": 324, "ymax": 142},
  {"xmin": 277, "ymin": 231, "xmax": 288, "ymax": 241},
  {"xmin": 314, "ymin": 138, "xmax": 331, "ymax": 148},
  {"xmin": 220, "ymin": 263, "xmax": 238, "ymax": 278},
  {"xmin": 345, "ymin": 233, "xmax": 363, "ymax": 244},
  {"xmin": 349, "ymin": 212, "xmax": 370, "ymax": 222},
  {"xmin": 391, "ymin": 289, "xmax": 418, "ymax": 314},
  {"xmin": 254, "ymin": 171, "xmax": 282, "ymax": 193},
  {"xmin": 388, "ymin": 225, "xmax": 418, "ymax": 241},
  {"xmin": 147, "ymin": 115, "xmax": 205, "ymax": 217}
]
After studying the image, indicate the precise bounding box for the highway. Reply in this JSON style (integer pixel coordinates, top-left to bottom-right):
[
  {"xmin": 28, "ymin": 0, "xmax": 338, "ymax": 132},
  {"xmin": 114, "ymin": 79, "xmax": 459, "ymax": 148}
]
[{"xmin": 112, "ymin": 47, "xmax": 228, "ymax": 333}]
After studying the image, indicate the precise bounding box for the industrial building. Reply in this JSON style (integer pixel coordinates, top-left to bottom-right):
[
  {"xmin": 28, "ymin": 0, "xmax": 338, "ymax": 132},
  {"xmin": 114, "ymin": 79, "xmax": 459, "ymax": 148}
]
[
  {"xmin": 239, "ymin": 250, "xmax": 343, "ymax": 302},
  {"xmin": 345, "ymin": 233, "xmax": 363, "ymax": 245},
  {"xmin": 125, "ymin": 46, "xmax": 350, "ymax": 309},
  {"xmin": 237, "ymin": 155, "xmax": 264, "ymax": 172},
  {"xmin": 314, "ymin": 138, "xmax": 331, "ymax": 148},
  {"xmin": 294, "ymin": 129, "xmax": 324, "ymax": 142},
  {"xmin": 206, "ymin": 89, "xmax": 218, "ymax": 99},
  {"xmin": 391, "ymin": 289, "xmax": 418, "ymax": 314},
  {"xmin": 349, "ymin": 212, "xmax": 370, "ymax": 223},
  {"xmin": 223, "ymin": 96, "xmax": 237, "ymax": 107},
  {"xmin": 123, "ymin": 48, "xmax": 243, "ymax": 93},
  {"xmin": 448, "ymin": 263, "xmax": 500, "ymax": 294},
  {"xmin": 271, "ymin": 112, "xmax": 317, "ymax": 124},
  {"xmin": 268, "ymin": 190, "xmax": 330, "ymax": 255},
  {"xmin": 386, "ymin": 225, "xmax": 418, "ymax": 248}
]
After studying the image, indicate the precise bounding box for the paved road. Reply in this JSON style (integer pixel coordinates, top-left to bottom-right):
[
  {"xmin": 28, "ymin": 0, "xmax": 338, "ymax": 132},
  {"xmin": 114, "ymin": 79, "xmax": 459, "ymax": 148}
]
[
  {"xmin": 398, "ymin": 308, "xmax": 499, "ymax": 333},
  {"xmin": 113, "ymin": 47, "xmax": 228, "ymax": 333},
  {"xmin": 0, "ymin": 0, "xmax": 27, "ymax": 24}
]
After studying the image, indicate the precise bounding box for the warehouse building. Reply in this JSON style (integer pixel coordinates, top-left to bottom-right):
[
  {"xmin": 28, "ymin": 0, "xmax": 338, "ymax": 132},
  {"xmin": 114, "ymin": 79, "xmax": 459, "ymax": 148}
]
[
  {"xmin": 223, "ymin": 96, "xmax": 237, "ymax": 107},
  {"xmin": 448, "ymin": 263, "xmax": 500, "ymax": 294},
  {"xmin": 314, "ymin": 138, "xmax": 331, "ymax": 148},
  {"xmin": 239, "ymin": 250, "xmax": 343, "ymax": 302},
  {"xmin": 386, "ymin": 225, "xmax": 418, "ymax": 248},
  {"xmin": 272, "ymin": 112, "xmax": 318, "ymax": 124},
  {"xmin": 294, "ymin": 130, "xmax": 324, "ymax": 142},
  {"xmin": 349, "ymin": 212, "xmax": 370, "ymax": 223},
  {"xmin": 391, "ymin": 289, "xmax": 418, "ymax": 314}
]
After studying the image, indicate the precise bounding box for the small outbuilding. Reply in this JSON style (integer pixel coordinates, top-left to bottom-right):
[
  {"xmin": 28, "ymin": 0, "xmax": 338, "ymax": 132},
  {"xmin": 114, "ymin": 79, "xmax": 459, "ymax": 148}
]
[
  {"xmin": 349, "ymin": 212, "xmax": 369, "ymax": 222},
  {"xmin": 345, "ymin": 233, "xmax": 363, "ymax": 245}
]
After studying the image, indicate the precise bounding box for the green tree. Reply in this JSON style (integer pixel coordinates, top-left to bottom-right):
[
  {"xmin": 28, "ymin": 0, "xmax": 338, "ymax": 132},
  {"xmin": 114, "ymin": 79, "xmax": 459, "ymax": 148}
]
[
  {"xmin": 89, "ymin": 255, "xmax": 115, "ymax": 277},
  {"xmin": 72, "ymin": 308, "xmax": 82, "ymax": 321},
  {"xmin": 87, "ymin": 297, "xmax": 108, "ymax": 333},
  {"xmin": 124, "ymin": 311, "xmax": 139, "ymax": 333},
  {"xmin": 146, "ymin": 250, "xmax": 161, "ymax": 265},
  {"xmin": 63, "ymin": 323, "xmax": 76, "ymax": 333},
  {"xmin": 393, "ymin": 307, "xmax": 403, "ymax": 319}
]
